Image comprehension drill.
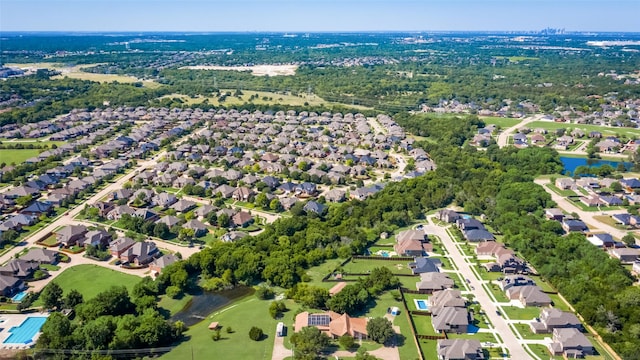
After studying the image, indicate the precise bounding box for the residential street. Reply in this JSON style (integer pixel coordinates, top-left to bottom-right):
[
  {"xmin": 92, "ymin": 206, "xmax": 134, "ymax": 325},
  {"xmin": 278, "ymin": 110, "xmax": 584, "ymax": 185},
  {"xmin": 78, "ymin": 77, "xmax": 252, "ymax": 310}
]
[
  {"xmin": 534, "ymin": 178, "xmax": 629, "ymax": 239},
  {"xmin": 424, "ymin": 215, "xmax": 533, "ymax": 360},
  {"xmin": 496, "ymin": 115, "xmax": 545, "ymax": 148}
]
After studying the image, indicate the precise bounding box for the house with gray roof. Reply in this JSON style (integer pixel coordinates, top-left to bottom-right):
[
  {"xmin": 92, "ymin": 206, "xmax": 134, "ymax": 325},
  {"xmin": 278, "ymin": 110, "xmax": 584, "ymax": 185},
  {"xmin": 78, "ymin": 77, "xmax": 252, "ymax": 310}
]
[
  {"xmin": 20, "ymin": 248, "xmax": 58, "ymax": 264},
  {"xmin": 171, "ymin": 199, "xmax": 196, "ymax": 213},
  {"xmin": 56, "ymin": 225, "xmax": 88, "ymax": 247},
  {"xmin": 0, "ymin": 259, "xmax": 39, "ymax": 279},
  {"xmin": 83, "ymin": 229, "xmax": 112, "ymax": 248},
  {"xmin": 416, "ymin": 272, "xmax": 454, "ymax": 293},
  {"xmin": 506, "ymin": 285, "xmax": 552, "ymax": 307},
  {"xmin": 109, "ymin": 237, "xmax": 136, "ymax": 257},
  {"xmin": 437, "ymin": 339, "xmax": 484, "ymax": 360},
  {"xmin": 548, "ymin": 328, "xmax": 594, "ymax": 358},
  {"xmin": 409, "ymin": 257, "xmax": 441, "ymax": 274},
  {"xmin": 531, "ymin": 308, "xmax": 582, "ymax": 334},
  {"xmin": 149, "ymin": 254, "xmax": 179, "ymax": 274}
]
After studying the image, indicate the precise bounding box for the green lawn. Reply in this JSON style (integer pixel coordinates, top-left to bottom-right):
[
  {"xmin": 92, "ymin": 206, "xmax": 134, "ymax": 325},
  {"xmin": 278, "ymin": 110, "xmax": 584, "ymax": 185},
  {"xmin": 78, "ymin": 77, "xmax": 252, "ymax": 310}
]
[
  {"xmin": 33, "ymin": 264, "xmax": 141, "ymax": 305},
  {"xmin": 342, "ymin": 259, "xmax": 413, "ymax": 275},
  {"xmin": 447, "ymin": 332, "xmax": 497, "ymax": 343},
  {"xmin": 418, "ymin": 339, "xmax": 437, "ymax": 360},
  {"xmin": 527, "ymin": 121, "xmax": 640, "ymax": 137},
  {"xmin": 304, "ymin": 258, "xmax": 345, "ymax": 288},
  {"xmin": 528, "ymin": 344, "xmax": 560, "ymax": 360},
  {"xmin": 158, "ymin": 294, "xmax": 194, "ymax": 316},
  {"xmin": 546, "ymin": 184, "xmax": 577, "ymax": 197},
  {"xmin": 486, "ymin": 283, "xmax": 510, "ymax": 303},
  {"xmin": 512, "ymin": 323, "xmax": 550, "ymax": 340},
  {"xmin": 476, "ymin": 267, "xmax": 504, "ymax": 281},
  {"xmin": 501, "ymin": 306, "xmax": 542, "ymax": 320},
  {"xmin": 162, "ymin": 296, "xmax": 277, "ymax": 360},
  {"xmin": 479, "ymin": 116, "xmax": 522, "ymax": 128},
  {"xmin": 0, "ymin": 149, "xmax": 41, "ymax": 164}
]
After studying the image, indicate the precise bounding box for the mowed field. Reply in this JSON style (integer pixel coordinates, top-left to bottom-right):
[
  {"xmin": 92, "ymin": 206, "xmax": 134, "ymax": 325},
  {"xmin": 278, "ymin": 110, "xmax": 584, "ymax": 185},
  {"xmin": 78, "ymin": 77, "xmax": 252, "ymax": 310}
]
[
  {"xmin": 32, "ymin": 264, "xmax": 141, "ymax": 304},
  {"xmin": 5, "ymin": 63, "xmax": 160, "ymax": 88},
  {"xmin": 0, "ymin": 149, "xmax": 41, "ymax": 164},
  {"xmin": 160, "ymin": 89, "xmax": 371, "ymax": 109},
  {"xmin": 527, "ymin": 121, "xmax": 640, "ymax": 137},
  {"xmin": 162, "ymin": 296, "xmax": 277, "ymax": 360},
  {"xmin": 479, "ymin": 116, "xmax": 522, "ymax": 128}
]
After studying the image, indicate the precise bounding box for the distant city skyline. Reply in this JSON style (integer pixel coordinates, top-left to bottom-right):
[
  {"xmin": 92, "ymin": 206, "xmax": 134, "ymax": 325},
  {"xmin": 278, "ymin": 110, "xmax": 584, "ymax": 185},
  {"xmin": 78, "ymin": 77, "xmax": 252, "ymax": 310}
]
[{"xmin": 1, "ymin": 0, "xmax": 639, "ymax": 33}]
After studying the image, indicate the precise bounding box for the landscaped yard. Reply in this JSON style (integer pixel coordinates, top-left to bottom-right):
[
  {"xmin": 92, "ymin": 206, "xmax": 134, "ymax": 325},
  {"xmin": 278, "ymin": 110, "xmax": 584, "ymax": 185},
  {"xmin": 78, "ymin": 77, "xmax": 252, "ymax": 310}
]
[
  {"xmin": 546, "ymin": 183, "xmax": 577, "ymax": 197},
  {"xmin": 485, "ymin": 282, "xmax": 510, "ymax": 303},
  {"xmin": 448, "ymin": 332, "xmax": 497, "ymax": 343},
  {"xmin": 38, "ymin": 234, "xmax": 59, "ymax": 246},
  {"xmin": 304, "ymin": 258, "xmax": 345, "ymax": 288},
  {"xmin": 528, "ymin": 344, "xmax": 563, "ymax": 360},
  {"xmin": 501, "ymin": 306, "xmax": 542, "ymax": 320},
  {"xmin": 512, "ymin": 323, "xmax": 550, "ymax": 340},
  {"xmin": 32, "ymin": 264, "xmax": 141, "ymax": 306},
  {"xmin": 341, "ymin": 258, "xmax": 413, "ymax": 275}
]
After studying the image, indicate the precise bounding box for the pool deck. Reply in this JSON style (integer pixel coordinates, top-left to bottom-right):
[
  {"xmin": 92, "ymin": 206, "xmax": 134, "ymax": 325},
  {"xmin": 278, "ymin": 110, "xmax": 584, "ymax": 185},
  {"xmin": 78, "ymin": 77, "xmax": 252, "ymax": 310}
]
[{"xmin": 0, "ymin": 313, "xmax": 49, "ymax": 349}]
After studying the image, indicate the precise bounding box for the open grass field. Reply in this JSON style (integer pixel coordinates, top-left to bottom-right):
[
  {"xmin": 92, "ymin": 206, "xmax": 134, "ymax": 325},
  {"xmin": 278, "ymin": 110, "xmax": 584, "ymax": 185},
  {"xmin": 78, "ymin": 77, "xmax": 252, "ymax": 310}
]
[
  {"xmin": 527, "ymin": 121, "xmax": 640, "ymax": 137},
  {"xmin": 479, "ymin": 116, "xmax": 522, "ymax": 128},
  {"xmin": 161, "ymin": 296, "xmax": 277, "ymax": 360},
  {"xmin": 0, "ymin": 140, "xmax": 68, "ymax": 148},
  {"xmin": 160, "ymin": 89, "xmax": 372, "ymax": 110},
  {"xmin": 6, "ymin": 62, "xmax": 160, "ymax": 88},
  {"xmin": 0, "ymin": 149, "xmax": 41, "ymax": 164},
  {"xmin": 32, "ymin": 264, "xmax": 141, "ymax": 305}
]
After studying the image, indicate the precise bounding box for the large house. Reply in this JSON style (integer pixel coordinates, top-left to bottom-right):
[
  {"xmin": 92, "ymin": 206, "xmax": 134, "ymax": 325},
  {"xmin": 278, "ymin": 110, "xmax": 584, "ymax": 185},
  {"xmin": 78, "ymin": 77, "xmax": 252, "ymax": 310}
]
[
  {"xmin": 294, "ymin": 311, "xmax": 369, "ymax": 340},
  {"xmin": 429, "ymin": 289, "xmax": 469, "ymax": 334},
  {"xmin": 530, "ymin": 308, "xmax": 582, "ymax": 334},
  {"xmin": 416, "ymin": 272, "xmax": 454, "ymax": 293},
  {"xmin": 437, "ymin": 339, "xmax": 484, "ymax": 360},
  {"xmin": 120, "ymin": 241, "xmax": 158, "ymax": 265},
  {"xmin": 506, "ymin": 285, "xmax": 552, "ymax": 307},
  {"xmin": 56, "ymin": 225, "xmax": 88, "ymax": 247},
  {"xmin": 548, "ymin": 328, "xmax": 594, "ymax": 358},
  {"xmin": 394, "ymin": 229, "xmax": 431, "ymax": 256}
]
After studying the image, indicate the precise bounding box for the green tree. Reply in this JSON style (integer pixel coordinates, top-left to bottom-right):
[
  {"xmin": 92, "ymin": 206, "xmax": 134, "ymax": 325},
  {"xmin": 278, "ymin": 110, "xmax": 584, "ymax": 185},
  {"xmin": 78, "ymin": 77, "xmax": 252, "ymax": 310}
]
[
  {"xmin": 366, "ymin": 317, "xmax": 394, "ymax": 344},
  {"xmin": 41, "ymin": 282, "xmax": 63, "ymax": 310},
  {"xmin": 622, "ymin": 233, "xmax": 636, "ymax": 247},
  {"xmin": 255, "ymin": 193, "xmax": 268, "ymax": 208},
  {"xmin": 339, "ymin": 334, "xmax": 355, "ymax": 350},
  {"xmin": 64, "ymin": 289, "xmax": 84, "ymax": 309},
  {"xmin": 249, "ymin": 326, "xmax": 264, "ymax": 341},
  {"xmin": 290, "ymin": 326, "xmax": 330, "ymax": 359},
  {"xmin": 15, "ymin": 194, "xmax": 33, "ymax": 207}
]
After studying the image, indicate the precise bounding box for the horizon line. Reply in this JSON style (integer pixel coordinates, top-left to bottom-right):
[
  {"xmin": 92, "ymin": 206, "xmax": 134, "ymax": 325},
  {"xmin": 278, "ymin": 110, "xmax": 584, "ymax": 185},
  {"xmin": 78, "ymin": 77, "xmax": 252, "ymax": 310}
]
[{"xmin": 2, "ymin": 30, "xmax": 640, "ymax": 34}]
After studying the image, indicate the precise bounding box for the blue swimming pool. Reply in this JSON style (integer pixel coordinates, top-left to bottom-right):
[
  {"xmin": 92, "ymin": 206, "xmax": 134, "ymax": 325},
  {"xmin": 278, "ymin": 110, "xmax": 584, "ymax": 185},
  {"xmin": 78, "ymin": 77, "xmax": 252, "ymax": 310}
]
[
  {"xmin": 11, "ymin": 291, "xmax": 28, "ymax": 302},
  {"xmin": 415, "ymin": 299, "xmax": 429, "ymax": 310},
  {"xmin": 380, "ymin": 251, "xmax": 390, "ymax": 258},
  {"xmin": 3, "ymin": 317, "xmax": 48, "ymax": 344}
]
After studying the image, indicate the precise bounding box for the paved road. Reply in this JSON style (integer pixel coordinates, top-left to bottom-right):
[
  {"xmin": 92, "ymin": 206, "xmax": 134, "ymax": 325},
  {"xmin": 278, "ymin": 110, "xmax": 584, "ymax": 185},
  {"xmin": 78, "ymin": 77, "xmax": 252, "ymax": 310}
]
[
  {"xmin": 180, "ymin": 195, "xmax": 283, "ymax": 224},
  {"xmin": 496, "ymin": 115, "xmax": 545, "ymax": 147},
  {"xmin": 424, "ymin": 215, "xmax": 533, "ymax": 360},
  {"xmin": 534, "ymin": 178, "xmax": 630, "ymax": 239}
]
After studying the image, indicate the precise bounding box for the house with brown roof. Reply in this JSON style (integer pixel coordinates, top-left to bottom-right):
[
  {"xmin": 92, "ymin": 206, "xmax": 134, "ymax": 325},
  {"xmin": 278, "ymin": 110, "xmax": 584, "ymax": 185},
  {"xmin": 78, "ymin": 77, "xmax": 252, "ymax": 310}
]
[
  {"xmin": 120, "ymin": 241, "xmax": 158, "ymax": 266},
  {"xmin": 0, "ymin": 259, "xmax": 39, "ymax": 279},
  {"xmin": 109, "ymin": 237, "xmax": 136, "ymax": 257},
  {"xmin": 232, "ymin": 187, "xmax": 254, "ymax": 201},
  {"xmin": 294, "ymin": 311, "xmax": 368, "ymax": 340},
  {"xmin": 231, "ymin": 211, "xmax": 253, "ymax": 228}
]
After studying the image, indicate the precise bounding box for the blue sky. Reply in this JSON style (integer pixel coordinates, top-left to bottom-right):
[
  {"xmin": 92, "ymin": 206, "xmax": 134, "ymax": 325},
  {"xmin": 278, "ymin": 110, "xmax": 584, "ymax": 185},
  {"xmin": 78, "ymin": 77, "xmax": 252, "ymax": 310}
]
[{"xmin": 1, "ymin": 0, "xmax": 638, "ymax": 32}]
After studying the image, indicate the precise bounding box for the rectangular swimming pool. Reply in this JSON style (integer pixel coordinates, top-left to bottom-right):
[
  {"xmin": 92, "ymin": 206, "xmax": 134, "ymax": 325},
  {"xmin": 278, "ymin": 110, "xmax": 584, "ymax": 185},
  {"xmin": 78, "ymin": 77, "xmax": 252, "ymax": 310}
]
[
  {"xmin": 11, "ymin": 291, "xmax": 28, "ymax": 302},
  {"xmin": 414, "ymin": 299, "xmax": 429, "ymax": 310},
  {"xmin": 3, "ymin": 317, "xmax": 48, "ymax": 344}
]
